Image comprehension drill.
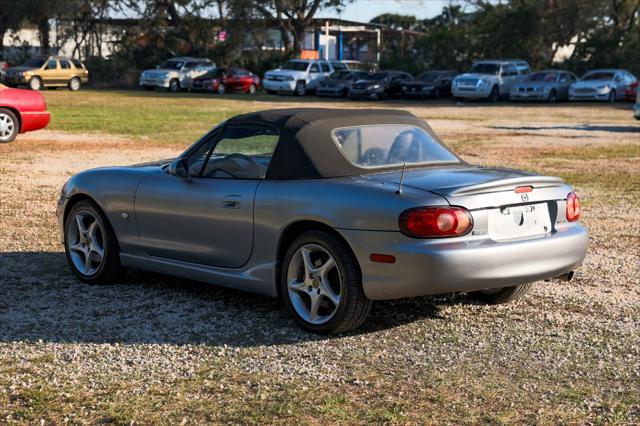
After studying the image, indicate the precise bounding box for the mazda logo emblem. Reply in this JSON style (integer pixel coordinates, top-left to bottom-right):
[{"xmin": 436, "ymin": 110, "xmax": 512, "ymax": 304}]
[{"xmin": 521, "ymin": 194, "xmax": 529, "ymax": 202}]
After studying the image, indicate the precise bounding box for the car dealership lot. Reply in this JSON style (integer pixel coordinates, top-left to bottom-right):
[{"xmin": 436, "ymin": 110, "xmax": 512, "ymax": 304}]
[{"xmin": 0, "ymin": 91, "xmax": 638, "ymax": 423}]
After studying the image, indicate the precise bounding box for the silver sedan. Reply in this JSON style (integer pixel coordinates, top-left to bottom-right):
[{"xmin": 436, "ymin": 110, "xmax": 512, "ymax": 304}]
[
  {"xmin": 510, "ymin": 70, "xmax": 578, "ymax": 102},
  {"xmin": 57, "ymin": 109, "xmax": 588, "ymax": 334}
]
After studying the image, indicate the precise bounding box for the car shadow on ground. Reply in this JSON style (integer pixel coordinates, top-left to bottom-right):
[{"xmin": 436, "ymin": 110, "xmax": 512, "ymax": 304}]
[
  {"xmin": 0, "ymin": 251, "xmax": 461, "ymax": 347},
  {"xmin": 99, "ymin": 89, "xmax": 638, "ymax": 110}
]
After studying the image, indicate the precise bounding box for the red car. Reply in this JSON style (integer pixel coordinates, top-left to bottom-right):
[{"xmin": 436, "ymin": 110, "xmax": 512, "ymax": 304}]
[
  {"xmin": 625, "ymin": 81, "xmax": 638, "ymax": 102},
  {"xmin": 192, "ymin": 68, "xmax": 260, "ymax": 94},
  {"xmin": 0, "ymin": 83, "xmax": 50, "ymax": 143}
]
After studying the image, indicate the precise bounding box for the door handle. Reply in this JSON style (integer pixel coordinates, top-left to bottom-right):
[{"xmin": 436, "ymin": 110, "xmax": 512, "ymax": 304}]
[{"xmin": 222, "ymin": 195, "xmax": 242, "ymax": 208}]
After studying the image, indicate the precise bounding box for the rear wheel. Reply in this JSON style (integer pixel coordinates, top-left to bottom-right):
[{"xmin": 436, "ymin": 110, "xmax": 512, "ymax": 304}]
[
  {"xmin": 28, "ymin": 76, "xmax": 42, "ymax": 91},
  {"xmin": 64, "ymin": 200, "xmax": 124, "ymax": 284},
  {"xmin": 0, "ymin": 108, "xmax": 19, "ymax": 143},
  {"xmin": 280, "ymin": 231, "xmax": 371, "ymax": 334},
  {"xmin": 68, "ymin": 77, "xmax": 81, "ymax": 91},
  {"xmin": 468, "ymin": 283, "xmax": 533, "ymax": 304},
  {"xmin": 608, "ymin": 89, "xmax": 616, "ymax": 103}
]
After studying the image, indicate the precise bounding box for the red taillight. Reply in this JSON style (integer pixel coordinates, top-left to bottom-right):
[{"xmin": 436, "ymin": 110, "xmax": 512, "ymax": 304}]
[
  {"xmin": 566, "ymin": 192, "xmax": 580, "ymax": 222},
  {"xmin": 399, "ymin": 207, "xmax": 473, "ymax": 238}
]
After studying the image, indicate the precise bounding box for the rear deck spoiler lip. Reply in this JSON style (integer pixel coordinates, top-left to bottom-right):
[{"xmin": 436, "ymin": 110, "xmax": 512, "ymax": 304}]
[{"xmin": 437, "ymin": 176, "xmax": 565, "ymax": 196}]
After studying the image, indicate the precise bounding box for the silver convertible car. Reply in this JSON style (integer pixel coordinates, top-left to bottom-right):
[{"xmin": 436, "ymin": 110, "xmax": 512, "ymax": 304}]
[{"xmin": 57, "ymin": 109, "xmax": 588, "ymax": 334}]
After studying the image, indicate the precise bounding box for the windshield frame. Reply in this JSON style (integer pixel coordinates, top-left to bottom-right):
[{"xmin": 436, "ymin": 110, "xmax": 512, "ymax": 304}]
[
  {"xmin": 330, "ymin": 124, "xmax": 462, "ymax": 170},
  {"xmin": 527, "ymin": 72, "xmax": 558, "ymax": 82},
  {"xmin": 159, "ymin": 60, "xmax": 185, "ymax": 70},
  {"xmin": 582, "ymin": 71, "xmax": 615, "ymax": 81},
  {"xmin": 23, "ymin": 57, "xmax": 47, "ymax": 68},
  {"xmin": 469, "ymin": 63, "xmax": 501, "ymax": 75}
]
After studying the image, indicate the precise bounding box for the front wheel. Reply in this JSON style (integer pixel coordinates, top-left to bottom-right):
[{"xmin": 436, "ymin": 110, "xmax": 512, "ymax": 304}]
[
  {"xmin": 468, "ymin": 283, "xmax": 533, "ymax": 304},
  {"xmin": 548, "ymin": 90, "xmax": 557, "ymax": 103},
  {"xmin": 169, "ymin": 78, "xmax": 180, "ymax": 92},
  {"xmin": 295, "ymin": 80, "xmax": 307, "ymax": 96},
  {"xmin": 217, "ymin": 83, "xmax": 226, "ymax": 95},
  {"xmin": 0, "ymin": 108, "xmax": 19, "ymax": 143},
  {"xmin": 488, "ymin": 86, "xmax": 499, "ymax": 103},
  {"xmin": 64, "ymin": 200, "xmax": 124, "ymax": 284},
  {"xmin": 280, "ymin": 231, "xmax": 371, "ymax": 334},
  {"xmin": 28, "ymin": 76, "xmax": 42, "ymax": 91},
  {"xmin": 248, "ymin": 84, "xmax": 257, "ymax": 94},
  {"xmin": 608, "ymin": 90, "xmax": 616, "ymax": 103}
]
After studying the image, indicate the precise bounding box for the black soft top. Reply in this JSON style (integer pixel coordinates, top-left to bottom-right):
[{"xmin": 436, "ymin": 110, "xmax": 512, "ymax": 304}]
[{"xmin": 224, "ymin": 108, "xmax": 448, "ymax": 179}]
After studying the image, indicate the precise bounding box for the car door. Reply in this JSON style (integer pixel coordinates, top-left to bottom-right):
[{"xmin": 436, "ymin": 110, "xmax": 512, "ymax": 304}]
[
  {"xmin": 307, "ymin": 62, "xmax": 322, "ymax": 87},
  {"xmin": 500, "ymin": 64, "xmax": 517, "ymax": 94},
  {"xmin": 41, "ymin": 58, "xmax": 60, "ymax": 85},
  {"xmin": 558, "ymin": 72, "xmax": 573, "ymax": 99},
  {"xmin": 134, "ymin": 124, "xmax": 280, "ymax": 268}
]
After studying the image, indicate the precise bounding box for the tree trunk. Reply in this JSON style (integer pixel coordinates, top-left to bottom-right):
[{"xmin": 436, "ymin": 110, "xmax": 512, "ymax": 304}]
[
  {"xmin": 38, "ymin": 18, "xmax": 50, "ymax": 54},
  {"xmin": 292, "ymin": 24, "xmax": 306, "ymax": 53}
]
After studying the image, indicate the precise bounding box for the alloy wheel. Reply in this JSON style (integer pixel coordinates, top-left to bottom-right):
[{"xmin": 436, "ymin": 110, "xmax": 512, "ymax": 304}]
[
  {"xmin": 29, "ymin": 77, "xmax": 42, "ymax": 91},
  {"xmin": 286, "ymin": 244, "xmax": 342, "ymax": 325},
  {"xmin": 0, "ymin": 112, "xmax": 16, "ymax": 142},
  {"xmin": 217, "ymin": 84, "xmax": 226, "ymax": 94},
  {"xmin": 69, "ymin": 77, "xmax": 80, "ymax": 91},
  {"xmin": 66, "ymin": 210, "xmax": 105, "ymax": 277},
  {"xmin": 248, "ymin": 84, "xmax": 256, "ymax": 94}
]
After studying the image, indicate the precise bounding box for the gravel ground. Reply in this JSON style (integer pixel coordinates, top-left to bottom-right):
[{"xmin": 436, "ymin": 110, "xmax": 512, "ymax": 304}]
[{"xmin": 0, "ymin": 97, "xmax": 639, "ymax": 424}]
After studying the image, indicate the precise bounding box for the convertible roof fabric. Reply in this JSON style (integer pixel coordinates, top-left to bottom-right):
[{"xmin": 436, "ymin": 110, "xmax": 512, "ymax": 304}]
[{"xmin": 225, "ymin": 108, "xmax": 449, "ymax": 179}]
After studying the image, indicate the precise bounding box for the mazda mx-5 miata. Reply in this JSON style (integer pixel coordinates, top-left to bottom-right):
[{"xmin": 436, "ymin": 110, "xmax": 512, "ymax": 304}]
[{"xmin": 57, "ymin": 109, "xmax": 588, "ymax": 334}]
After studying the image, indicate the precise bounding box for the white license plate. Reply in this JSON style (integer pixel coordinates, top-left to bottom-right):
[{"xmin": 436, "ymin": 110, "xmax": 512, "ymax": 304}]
[{"xmin": 488, "ymin": 203, "xmax": 551, "ymax": 241}]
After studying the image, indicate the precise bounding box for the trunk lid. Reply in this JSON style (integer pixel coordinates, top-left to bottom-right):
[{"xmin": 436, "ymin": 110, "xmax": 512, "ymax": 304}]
[{"xmin": 374, "ymin": 166, "xmax": 571, "ymax": 241}]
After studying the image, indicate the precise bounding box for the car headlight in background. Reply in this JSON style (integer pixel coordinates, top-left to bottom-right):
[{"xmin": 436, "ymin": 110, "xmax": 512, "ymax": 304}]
[
  {"xmin": 542, "ymin": 86, "xmax": 551, "ymax": 92},
  {"xmin": 596, "ymin": 85, "xmax": 610, "ymax": 91},
  {"xmin": 285, "ymin": 76, "xmax": 295, "ymax": 81},
  {"xmin": 478, "ymin": 79, "xmax": 490, "ymax": 88},
  {"xmin": 371, "ymin": 84, "xmax": 381, "ymax": 90}
]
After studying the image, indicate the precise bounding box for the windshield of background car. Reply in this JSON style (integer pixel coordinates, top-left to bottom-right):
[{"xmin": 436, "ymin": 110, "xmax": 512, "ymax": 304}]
[
  {"xmin": 331, "ymin": 125, "xmax": 459, "ymax": 168},
  {"xmin": 528, "ymin": 72, "xmax": 557, "ymax": 82},
  {"xmin": 369, "ymin": 73, "xmax": 389, "ymax": 81},
  {"xmin": 582, "ymin": 72, "xmax": 615, "ymax": 80},
  {"xmin": 23, "ymin": 58, "xmax": 46, "ymax": 68},
  {"xmin": 416, "ymin": 72, "xmax": 440, "ymax": 81},
  {"xmin": 281, "ymin": 61, "xmax": 309, "ymax": 71},
  {"xmin": 469, "ymin": 63, "xmax": 500, "ymax": 75},
  {"xmin": 159, "ymin": 60, "xmax": 184, "ymax": 70},
  {"xmin": 200, "ymin": 69, "xmax": 225, "ymax": 78},
  {"xmin": 329, "ymin": 71, "xmax": 352, "ymax": 79}
]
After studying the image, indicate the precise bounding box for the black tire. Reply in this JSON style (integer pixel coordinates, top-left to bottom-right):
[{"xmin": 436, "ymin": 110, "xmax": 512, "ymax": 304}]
[
  {"xmin": 468, "ymin": 283, "xmax": 533, "ymax": 304},
  {"xmin": 295, "ymin": 80, "xmax": 307, "ymax": 96},
  {"xmin": 68, "ymin": 77, "xmax": 81, "ymax": 91},
  {"xmin": 169, "ymin": 78, "xmax": 180, "ymax": 93},
  {"xmin": 609, "ymin": 89, "xmax": 616, "ymax": 103},
  {"xmin": 28, "ymin": 76, "xmax": 42, "ymax": 91},
  {"xmin": 64, "ymin": 200, "xmax": 125, "ymax": 284},
  {"xmin": 0, "ymin": 107, "xmax": 19, "ymax": 143},
  {"xmin": 548, "ymin": 90, "xmax": 557, "ymax": 103},
  {"xmin": 488, "ymin": 86, "xmax": 499, "ymax": 103},
  {"xmin": 280, "ymin": 230, "xmax": 372, "ymax": 334},
  {"xmin": 434, "ymin": 88, "xmax": 441, "ymax": 100}
]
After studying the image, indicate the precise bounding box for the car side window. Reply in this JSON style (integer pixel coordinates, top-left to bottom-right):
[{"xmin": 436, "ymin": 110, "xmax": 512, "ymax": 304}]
[
  {"xmin": 71, "ymin": 59, "xmax": 84, "ymax": 69},
  {"xmin": 60, "ymin": 59, "xmax": 71, "ymax": 69},
  {"xmin": 45, "ymin": 59, "xmax": 58, "ymax": 70},
  {"xmin": 502, "ymin": 65, "xmax": 516, "ymax": 76},
  {"xmin": 320, "ymin": 62, "xmax": 330, "ymax": 73},
  {"xmin": 309, "ymin": 63, "xmax": 320, "ymax": 73},
  {"xmin": 199, "ymin": 125, "xmax": 280, "ymax": 179}
]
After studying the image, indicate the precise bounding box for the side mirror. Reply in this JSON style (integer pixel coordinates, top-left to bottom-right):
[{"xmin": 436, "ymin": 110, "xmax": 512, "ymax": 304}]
[{"xmin": 169, "ymin": 158, "xmax": 191, "ymax": 181}]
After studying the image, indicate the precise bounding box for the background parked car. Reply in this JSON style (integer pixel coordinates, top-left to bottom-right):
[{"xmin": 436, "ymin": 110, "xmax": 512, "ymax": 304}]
[
  {"xmin": 348, "ymin": 70, "xmax": 412, "ymax": 100},
  {"xmin": 263, "ymin": 59, "xmax": 335, "ymax": 96},
  {"xmin": 403, "ymin": 70, "xmax": 456, "ymax": 99},
  {"xmin": 624, "ymin": 81, "xmax": 638, "ymax": 102},
  {"xmin": 139, "ymin": 57, "xmax": 215, "ymax": 92},
  {"xmin": 0, "ymin": 59, "xmax": 8, "ymax": 82},
  {"xmin": 510, "ymin": 70, "xmax": 578, "ymax": 103},
  {"xmin": 0, "ymin": 83, "xmax": 50, "ymax": 142},
  {"xmin": 192, "ymin": 67, "xmax": 260, "ymax": 94},
  {"xmin": 569, "ymin": 69, "xmax": 637, "ymax": 102},
  {"xmin": 316, "ymin": 70, "xmax": 369, "ymax": 97},
  {"xmin": 634, "ymin": 85, "xmax": 640, "ymax": 120},
  {"xmin": 4, "ymin": 56, "xmax": 88, "ymax": 91},
  {"xmin": 452, "ymin": 60, "xmax": 527, "ymax": 102},
  {"xmin": 506, "ymin": 59, "xmax": 531, "ymax": 75}
]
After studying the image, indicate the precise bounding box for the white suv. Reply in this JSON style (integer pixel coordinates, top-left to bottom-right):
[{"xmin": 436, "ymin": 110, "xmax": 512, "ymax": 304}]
[
  {"xmin": 452, "ymin": 60, "xmax": 529, "ymax": 102},
  {"xmin": 263, "ymin": 60, "xmax": 336, "ymax": 96},
  {"xmin": 139, "ymin": 57, "xmax": 215, "ymax": 92}
]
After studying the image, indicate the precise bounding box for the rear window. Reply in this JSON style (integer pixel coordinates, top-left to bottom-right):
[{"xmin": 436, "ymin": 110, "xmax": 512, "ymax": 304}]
[
  {"xmin": 331, "ymin": 125, "xmax": 459, "ymax": 168},
  {"xmin": 71, "ymin": 59, "xmax": 84, "ymax": 69}
]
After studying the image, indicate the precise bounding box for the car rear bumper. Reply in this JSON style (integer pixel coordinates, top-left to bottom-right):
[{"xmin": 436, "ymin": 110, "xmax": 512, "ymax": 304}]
[
  {"xmin": 340, "ymin": 223, "xmax": 589, "ymax": 300},
  {"xmin": 20, "ymin": 111, "xmax": 51, "ymax": 133}
]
